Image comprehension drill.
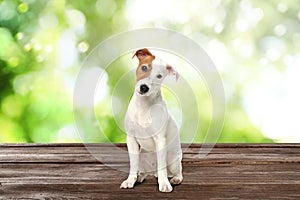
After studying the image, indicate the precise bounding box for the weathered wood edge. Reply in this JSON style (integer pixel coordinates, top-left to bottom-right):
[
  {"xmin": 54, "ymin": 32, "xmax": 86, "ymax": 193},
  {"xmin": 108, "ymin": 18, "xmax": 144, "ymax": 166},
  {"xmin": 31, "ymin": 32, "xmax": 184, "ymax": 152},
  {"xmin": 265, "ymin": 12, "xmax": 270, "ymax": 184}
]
[{"xmin": 0, "ymin": 143, "xmax": 299, "ymax": 148}]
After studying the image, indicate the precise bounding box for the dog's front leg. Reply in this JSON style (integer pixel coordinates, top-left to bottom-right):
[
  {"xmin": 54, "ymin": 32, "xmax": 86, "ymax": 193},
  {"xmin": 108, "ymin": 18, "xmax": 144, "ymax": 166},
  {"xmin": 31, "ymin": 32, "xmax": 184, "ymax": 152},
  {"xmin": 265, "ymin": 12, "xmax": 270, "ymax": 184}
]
[
  {"xmin": 155, "ymin": 135, "xmax": 173, "ymax": 192},
  {"xmin": 120, "ymin": 135, "xmax": 139, "ymax": 189}
]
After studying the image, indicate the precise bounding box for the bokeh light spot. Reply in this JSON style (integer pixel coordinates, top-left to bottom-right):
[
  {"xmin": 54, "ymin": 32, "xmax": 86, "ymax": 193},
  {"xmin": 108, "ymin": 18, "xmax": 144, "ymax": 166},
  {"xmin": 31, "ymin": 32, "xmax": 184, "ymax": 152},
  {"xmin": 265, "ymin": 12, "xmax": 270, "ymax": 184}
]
[
  {"xmin": 16, "ymin": 32, "xmax": 24, "ymax": 40},
  {"xmin": 18, "ymin": 3, "xmax": 28, "ymax": 13},
  {"xmin": 277, "ymin": 3, "xmax": 287, "ymax": 13},
  {"xmin": 45, "ymin": 45, "xmax": 53, "ymax": 53},
  {"xmin": 24, "ymin": 43, "xmax": 32, "ymax": 52},
  {"xmin": 274, "ymin": 24, "xmax": 287, "ymax": 36},
  {"xmin": 214, "ymin": 23, "xmax": 224, "ymax": 33},
  {"xmin": 78, "ymin": 41, "xmax": 89, "ymax": 53},
  {"xmin": 36, "ymin": 55, "xmax": 44, "ymax": 63},
  {"xmin": 34, "ymin": 43, "xmax": 42, "ymax": 51},
  {"xmin": 8, "ymin": 57, "xmax": 19, "ymax": 67},
  {"xmin": 66, "ymin": 9, "xmax": 86, "ymax": 31},
  {"xmin": 1, "ymin": 95, "xmax": 24, "ymax": 118}
]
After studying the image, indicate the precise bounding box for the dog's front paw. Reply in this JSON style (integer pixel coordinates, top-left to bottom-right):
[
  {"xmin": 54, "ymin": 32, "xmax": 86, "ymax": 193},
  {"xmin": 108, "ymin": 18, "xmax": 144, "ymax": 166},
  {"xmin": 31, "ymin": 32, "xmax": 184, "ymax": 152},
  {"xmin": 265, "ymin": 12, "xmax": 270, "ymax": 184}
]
[
  {"xmin": 120, "ymin": 179, "xmax": 135, "ymax": 189},
  {"xmin": 159, "ymin": 181, "xmax": 173, "ymax": 193},
  {"xmin": 120, "ymin": 176, "xmax": 137, "ymax": 189}
]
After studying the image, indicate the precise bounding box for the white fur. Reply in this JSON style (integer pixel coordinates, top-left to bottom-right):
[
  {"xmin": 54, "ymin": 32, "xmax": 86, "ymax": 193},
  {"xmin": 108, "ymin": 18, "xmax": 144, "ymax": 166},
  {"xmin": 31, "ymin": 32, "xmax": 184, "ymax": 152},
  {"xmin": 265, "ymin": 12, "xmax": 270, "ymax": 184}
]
[{"xmin": 120, "ymin": 58, "xmax": 183, "ymax": 193}]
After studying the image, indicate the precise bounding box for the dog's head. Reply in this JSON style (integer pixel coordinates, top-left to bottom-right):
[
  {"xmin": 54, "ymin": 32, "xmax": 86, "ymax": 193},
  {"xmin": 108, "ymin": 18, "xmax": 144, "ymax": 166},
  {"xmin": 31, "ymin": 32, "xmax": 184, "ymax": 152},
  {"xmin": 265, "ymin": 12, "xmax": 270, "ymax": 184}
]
[{"xmin": 132, "ymin": 48, "xmax": 179, "ymax": 96}]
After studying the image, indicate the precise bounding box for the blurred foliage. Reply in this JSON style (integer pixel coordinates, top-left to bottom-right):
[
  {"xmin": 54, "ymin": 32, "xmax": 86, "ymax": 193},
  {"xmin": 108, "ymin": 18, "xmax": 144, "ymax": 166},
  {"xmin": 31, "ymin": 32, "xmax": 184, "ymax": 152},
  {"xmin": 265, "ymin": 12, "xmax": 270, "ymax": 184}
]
[
  {"xmin": 1, "ymin": 0, "xmax": 298, "ymax": 143},
  {"xmin": 0, "ymin": 0, "xmax": 127, "ymax": 142}
]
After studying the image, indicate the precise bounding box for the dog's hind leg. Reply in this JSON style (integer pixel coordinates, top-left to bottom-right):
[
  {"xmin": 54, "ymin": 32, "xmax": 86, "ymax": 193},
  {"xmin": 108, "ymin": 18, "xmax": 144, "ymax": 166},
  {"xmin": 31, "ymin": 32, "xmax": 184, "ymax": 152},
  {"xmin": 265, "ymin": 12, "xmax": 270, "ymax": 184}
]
[
  {"xmin": 137, "ymin": 173, "xmax": 147, "ymax": 183},
  {"xmin": 168, "ymin": 158, "xmax": 183, "ymax": 185}
]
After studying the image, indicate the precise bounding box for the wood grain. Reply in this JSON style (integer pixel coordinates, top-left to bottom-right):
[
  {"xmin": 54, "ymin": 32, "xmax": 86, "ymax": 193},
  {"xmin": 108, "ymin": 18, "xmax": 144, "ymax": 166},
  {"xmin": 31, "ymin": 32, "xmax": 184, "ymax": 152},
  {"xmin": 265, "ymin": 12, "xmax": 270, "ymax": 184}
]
[{"xmin": 0, "ymin": 144, "xmax": 299, "ymax": 199}]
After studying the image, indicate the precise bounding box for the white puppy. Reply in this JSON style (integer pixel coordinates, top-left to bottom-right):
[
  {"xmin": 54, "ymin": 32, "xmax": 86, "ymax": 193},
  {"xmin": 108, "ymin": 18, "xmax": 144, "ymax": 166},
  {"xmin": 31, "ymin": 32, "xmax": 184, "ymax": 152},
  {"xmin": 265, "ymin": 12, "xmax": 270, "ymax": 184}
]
[{"xmin": 120, "ymin": 48, "xmax": 183, "ymax": 192}]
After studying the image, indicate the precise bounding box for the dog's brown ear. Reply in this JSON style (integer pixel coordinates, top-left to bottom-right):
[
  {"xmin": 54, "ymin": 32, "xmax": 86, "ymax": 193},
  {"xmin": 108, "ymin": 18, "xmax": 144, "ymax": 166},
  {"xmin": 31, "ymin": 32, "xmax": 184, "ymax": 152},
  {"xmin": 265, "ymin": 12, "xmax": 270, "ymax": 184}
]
[
  {"xmin": 132, "ymin": 48, "xmax": 155, "ymax": 62},
  {"xmin": 166, "ymin": 64, "xmax": 179, "ymax": 81}
]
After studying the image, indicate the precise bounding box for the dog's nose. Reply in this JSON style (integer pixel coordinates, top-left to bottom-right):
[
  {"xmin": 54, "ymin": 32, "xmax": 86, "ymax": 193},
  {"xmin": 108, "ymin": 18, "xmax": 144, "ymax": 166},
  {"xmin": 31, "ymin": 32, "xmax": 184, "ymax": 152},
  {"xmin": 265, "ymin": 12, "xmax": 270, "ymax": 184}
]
[{"xmin": 140, "ymin": 84, "xmax": 149, "ymax": 94}]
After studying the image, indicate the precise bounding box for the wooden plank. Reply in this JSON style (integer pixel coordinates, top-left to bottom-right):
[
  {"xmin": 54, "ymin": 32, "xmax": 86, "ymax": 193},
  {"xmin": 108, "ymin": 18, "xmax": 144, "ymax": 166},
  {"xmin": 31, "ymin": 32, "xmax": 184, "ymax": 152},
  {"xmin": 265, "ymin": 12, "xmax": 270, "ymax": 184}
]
[
  {"xmin": 1, "ymin": 163, "xmax": 300, "ymax": 199},
  {"xmin": 1, "ymin": 183, "xmax": 300, "ymax": 199},
  {"xmin": 0, "ymin": 144, "xmax": 300, "ymax": 199},
  {"xmin": 1, "ymin": 163, "xmax": 300, "ymax": 184},
  {"xmin": 1, "ymin": 144, "xmax": 300, "ymax": 163}
]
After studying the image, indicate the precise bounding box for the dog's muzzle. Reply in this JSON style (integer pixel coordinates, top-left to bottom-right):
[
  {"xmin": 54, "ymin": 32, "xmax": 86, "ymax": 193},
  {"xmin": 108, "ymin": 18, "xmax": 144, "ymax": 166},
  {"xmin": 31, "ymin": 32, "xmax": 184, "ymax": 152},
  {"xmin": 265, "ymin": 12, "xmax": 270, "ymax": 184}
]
[{"xmin": 139, "ymin": 84, "xmax": 149, "ymax": 94}]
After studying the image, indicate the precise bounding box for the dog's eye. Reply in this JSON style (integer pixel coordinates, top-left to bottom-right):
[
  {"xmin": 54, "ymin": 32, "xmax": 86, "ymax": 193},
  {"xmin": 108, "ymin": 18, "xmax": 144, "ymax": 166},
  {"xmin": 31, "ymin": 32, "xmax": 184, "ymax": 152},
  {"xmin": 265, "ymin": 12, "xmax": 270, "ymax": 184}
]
[
  {"xmin": 156, "ymin": 74, "xmax": 162, "ymax": 79},
  {"xmin": 141, "ymin": 65, "xmax": 147, "ymax": 72}
]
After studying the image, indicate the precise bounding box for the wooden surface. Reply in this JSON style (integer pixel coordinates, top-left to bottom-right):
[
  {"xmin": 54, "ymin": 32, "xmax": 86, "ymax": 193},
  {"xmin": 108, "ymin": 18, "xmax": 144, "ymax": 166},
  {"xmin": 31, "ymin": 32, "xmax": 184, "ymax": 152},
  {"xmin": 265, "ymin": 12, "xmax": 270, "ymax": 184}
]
[{"xmin": 0, "ymin": 143, "xmax": 300, "ymax": 199}]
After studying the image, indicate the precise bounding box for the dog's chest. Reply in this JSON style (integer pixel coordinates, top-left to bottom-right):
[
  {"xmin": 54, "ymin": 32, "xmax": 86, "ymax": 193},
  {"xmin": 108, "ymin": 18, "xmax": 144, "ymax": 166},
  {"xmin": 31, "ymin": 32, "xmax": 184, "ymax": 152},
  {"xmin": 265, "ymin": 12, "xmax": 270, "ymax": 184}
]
[
  {"xmin": 126, "ymin": 98, "xmax": 168, "ymax": 136},
  {"xmin": 128, "ymin": 104, "xmax": 152, "ymax": 128},
  {"xmin": 125, "ymin": 95, "xmax": 170, "ymax": 152}
]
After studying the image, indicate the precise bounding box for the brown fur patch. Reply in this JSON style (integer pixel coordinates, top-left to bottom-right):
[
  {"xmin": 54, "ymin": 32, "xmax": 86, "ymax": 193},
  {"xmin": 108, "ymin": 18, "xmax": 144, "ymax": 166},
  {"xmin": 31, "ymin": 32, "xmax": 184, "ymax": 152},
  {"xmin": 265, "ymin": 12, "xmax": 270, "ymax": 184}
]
[
  {"xmin": 134, "ymin": 49, "xmax": 155, "ymax": 82},
  {"xmin": 136, "ymin": 64, "xmax": 152, "ymax": 82},
  {"xmin": 132, "ymin": 48, "xmax": 155, "ymax": 62}
]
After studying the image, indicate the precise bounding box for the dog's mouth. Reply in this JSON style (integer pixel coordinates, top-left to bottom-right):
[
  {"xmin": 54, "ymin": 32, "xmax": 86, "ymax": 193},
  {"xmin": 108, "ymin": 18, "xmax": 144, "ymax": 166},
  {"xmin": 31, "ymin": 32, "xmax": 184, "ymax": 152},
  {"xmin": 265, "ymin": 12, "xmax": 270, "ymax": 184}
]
[
  {"xmin": 137, "ymin": 91, "xmax": 148, "ymax": 96},
  {"xmin": 136, "ymin": 89, "xmax": 151, "ymax": 96}
]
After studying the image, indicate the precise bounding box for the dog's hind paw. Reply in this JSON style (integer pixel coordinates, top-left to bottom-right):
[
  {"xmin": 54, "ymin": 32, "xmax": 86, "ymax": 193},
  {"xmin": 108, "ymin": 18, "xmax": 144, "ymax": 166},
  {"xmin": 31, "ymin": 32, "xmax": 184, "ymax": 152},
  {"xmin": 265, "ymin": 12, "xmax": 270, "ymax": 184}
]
[
  {"xmin": 170, "ymin": 176, "xmax": 183, "ymax": 185},
  {"xmin": 137, "ymin": 173, "xmax": 147, "ymax": 183}
]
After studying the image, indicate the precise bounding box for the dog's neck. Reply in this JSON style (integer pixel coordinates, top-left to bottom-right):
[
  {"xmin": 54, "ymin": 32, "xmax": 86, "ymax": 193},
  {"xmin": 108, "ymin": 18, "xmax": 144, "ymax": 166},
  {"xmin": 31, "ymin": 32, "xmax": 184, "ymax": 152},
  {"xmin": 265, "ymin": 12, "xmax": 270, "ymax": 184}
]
[{"xmin": 134, "ymin": 89, "xmax": 163, "ymax": 106}]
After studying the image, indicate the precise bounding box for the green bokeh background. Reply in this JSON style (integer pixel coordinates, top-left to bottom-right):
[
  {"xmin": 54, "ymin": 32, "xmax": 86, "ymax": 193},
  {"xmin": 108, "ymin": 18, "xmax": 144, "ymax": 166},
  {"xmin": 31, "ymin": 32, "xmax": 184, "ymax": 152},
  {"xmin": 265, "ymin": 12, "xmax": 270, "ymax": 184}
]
[{"xmin": 1, "ymin": 0, "xmax": 299, "ymax": 143}]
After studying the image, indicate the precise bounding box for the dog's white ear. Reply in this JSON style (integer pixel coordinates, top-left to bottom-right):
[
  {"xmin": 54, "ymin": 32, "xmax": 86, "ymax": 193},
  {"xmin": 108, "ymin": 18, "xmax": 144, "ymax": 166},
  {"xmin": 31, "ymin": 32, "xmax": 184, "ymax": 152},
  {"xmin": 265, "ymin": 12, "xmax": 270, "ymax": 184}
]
[{"xmin": 166, "ymin": 64, "xmax": 179, "ymax": 81}]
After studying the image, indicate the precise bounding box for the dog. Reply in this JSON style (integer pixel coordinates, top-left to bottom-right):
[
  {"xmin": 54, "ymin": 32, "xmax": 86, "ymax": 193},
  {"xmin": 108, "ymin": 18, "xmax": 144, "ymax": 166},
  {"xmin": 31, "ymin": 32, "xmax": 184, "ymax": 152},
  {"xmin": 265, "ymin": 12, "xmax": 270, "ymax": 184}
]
[{"xmin": 120, "ymin": 48, "xmax": 183, "ymax": 192}]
